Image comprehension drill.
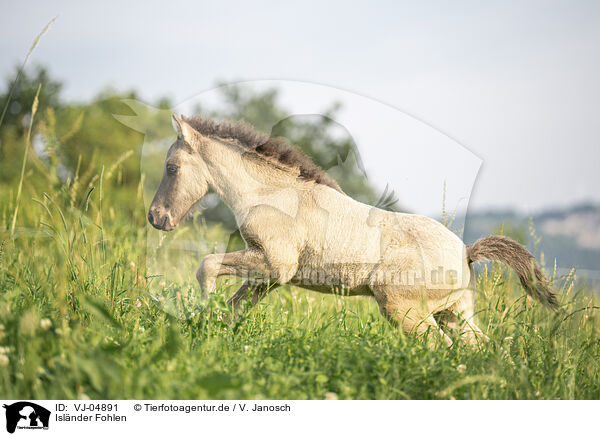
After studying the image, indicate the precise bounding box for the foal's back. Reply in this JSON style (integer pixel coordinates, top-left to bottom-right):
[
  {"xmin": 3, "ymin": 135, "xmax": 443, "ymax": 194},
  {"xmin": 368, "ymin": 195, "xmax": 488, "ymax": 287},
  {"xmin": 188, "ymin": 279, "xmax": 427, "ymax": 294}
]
[{"xmin": 297, "ymin": 184, "xmax": 469, "ymax": 292}]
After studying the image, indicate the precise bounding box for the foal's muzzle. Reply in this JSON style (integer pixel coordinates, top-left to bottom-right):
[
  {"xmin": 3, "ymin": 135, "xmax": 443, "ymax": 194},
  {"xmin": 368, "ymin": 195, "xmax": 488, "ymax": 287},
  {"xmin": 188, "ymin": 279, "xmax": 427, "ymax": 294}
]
[{"xmin": 148, "ymin": 208, "xmax": 174, "ymax": 231}]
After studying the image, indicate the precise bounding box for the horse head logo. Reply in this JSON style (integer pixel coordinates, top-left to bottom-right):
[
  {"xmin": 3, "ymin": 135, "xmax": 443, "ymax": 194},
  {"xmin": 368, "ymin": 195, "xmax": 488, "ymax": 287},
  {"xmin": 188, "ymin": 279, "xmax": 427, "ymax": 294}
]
[{"xmin": 3, "ymin": 402, "xmax": 51, "ymax": 433}]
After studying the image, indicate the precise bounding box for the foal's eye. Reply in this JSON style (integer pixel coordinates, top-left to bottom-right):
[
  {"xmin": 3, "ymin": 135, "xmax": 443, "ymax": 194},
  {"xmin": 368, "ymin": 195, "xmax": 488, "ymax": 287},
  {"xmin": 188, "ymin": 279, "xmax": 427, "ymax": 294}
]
[{"xmin": 166, "ymin": 164, "xmax": 179, "ymax": 175}]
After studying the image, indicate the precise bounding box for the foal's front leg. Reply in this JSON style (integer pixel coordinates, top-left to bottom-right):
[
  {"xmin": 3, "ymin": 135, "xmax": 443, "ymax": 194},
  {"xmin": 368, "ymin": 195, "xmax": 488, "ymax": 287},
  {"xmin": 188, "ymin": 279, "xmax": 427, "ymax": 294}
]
[
  {"xmin": 196, "ymin": 249, "xmax": 270, "ymax": 298},
  {"xmin": 227, "ymin": 280, "xmax": 275, "ymax": 308}
]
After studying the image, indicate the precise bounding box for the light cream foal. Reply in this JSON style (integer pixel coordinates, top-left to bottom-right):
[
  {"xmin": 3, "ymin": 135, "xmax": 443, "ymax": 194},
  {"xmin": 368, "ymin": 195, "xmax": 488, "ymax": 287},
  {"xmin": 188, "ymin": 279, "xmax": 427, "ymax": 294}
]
[{"xmin": 148, "ymin": 115, "xmax": 558, "ymax": 346}]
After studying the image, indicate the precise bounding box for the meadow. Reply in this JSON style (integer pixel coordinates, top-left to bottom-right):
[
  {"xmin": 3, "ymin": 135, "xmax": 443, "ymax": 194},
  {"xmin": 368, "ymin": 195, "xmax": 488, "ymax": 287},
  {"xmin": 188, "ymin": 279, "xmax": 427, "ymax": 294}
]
[
  {"xmin": 0, "ymin": 41, "xmax": 598, "ymax": 399},
  {"xmin": 0, "ymin": 151, "xmax": 599, "ymax": 400}
]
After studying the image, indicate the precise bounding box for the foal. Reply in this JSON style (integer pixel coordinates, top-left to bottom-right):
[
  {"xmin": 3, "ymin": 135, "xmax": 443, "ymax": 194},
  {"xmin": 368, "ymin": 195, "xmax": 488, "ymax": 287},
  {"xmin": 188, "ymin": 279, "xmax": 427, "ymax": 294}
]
[{"xmin": 148, "ymin": 114, "xmax": 558, "ymax": 346}]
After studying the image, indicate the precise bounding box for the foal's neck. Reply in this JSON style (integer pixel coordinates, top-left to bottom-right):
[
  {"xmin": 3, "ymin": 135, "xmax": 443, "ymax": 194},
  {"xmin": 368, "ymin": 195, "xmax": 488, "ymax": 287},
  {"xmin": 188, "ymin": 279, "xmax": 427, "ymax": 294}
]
[{"xmin": 202, "ymin": 138, "xmax": 302, "ymax": 222}]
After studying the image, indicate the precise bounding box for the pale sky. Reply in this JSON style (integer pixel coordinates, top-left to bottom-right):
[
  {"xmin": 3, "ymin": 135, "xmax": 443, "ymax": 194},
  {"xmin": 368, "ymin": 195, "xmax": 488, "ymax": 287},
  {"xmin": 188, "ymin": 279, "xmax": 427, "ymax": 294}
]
[{"xmin": 1, "ymin": 0, "xmax": 599, "ymax": 216}]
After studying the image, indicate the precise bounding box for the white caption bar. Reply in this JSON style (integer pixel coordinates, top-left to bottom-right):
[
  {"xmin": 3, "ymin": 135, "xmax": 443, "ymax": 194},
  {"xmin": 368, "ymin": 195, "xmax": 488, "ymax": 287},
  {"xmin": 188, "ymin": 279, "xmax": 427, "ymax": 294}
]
[{"xmin": 0, "ymin": 400, "xmax": 594, "ymax": 436}]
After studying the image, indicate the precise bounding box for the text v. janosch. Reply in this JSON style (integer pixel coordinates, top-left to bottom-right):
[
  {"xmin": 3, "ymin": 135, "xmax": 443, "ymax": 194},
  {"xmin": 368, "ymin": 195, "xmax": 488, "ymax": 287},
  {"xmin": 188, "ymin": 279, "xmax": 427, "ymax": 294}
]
[
  {"xmin": 143, "ymin": 403, "xmax": 291, "ymax": 412},
  {"xmin": 55, "ymin": 403, "xmax": 126, "ymax": 422}
]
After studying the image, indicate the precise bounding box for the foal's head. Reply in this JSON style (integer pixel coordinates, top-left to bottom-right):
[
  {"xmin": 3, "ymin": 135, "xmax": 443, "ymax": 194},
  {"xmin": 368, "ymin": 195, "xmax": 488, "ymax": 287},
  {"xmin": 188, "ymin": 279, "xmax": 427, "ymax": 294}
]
[{"xmin": 148, "ymin": 115, "xmax": 210, "ymax": 231}]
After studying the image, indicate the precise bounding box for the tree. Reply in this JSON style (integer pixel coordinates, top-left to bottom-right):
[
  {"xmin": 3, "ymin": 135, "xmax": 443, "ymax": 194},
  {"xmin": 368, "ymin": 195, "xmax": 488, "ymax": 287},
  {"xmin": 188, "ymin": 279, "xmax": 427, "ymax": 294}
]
[
  {"xmin": 0, "ymin": 65, "xmax": 62, "ymax": 181},
  {"xmin": 0, "ymin": 64, "xmax": 62, "ymax": 134}
]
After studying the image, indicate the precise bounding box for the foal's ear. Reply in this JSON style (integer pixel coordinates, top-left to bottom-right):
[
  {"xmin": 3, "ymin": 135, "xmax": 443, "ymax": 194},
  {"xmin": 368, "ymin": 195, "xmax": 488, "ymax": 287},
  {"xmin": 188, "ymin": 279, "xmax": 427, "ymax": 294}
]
[{"xmin": 171, "ymin": 114, "xmax": 195, "ymax": 143}]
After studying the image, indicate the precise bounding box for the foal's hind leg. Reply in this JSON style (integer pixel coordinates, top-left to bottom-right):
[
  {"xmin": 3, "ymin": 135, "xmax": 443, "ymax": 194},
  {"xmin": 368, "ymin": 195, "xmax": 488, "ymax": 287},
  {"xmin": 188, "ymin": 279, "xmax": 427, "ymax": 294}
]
[
  {"xmin": 373, "ymin": 290, "xmax": 453, "ymax": 347},
  {"xmin": 441, "ymin": 289, "xmax": 489, "ymax": 346},
  {"xmin": 403, "ymin": 313, "xmax": 453, "ymax": 348}
]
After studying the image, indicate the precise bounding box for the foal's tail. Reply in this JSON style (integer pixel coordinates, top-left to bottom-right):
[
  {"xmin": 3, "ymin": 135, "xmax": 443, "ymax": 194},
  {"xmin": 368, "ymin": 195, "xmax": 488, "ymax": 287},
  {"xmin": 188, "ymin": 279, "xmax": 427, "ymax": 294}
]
[{"xmin": 466, "ymin": 235, "xmax": 559, "ymax": 310}]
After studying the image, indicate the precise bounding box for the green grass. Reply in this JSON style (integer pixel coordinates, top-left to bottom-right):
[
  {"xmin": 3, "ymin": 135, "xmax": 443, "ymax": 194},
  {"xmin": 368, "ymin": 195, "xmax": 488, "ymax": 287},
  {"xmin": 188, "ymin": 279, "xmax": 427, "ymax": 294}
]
[
  {"xmin": 2, "ymin": 18, "xmax": 598, "ymax": 401},
  {"xmin": 0, "ymin": 170, "xmax": 599, "ymax": 401}
]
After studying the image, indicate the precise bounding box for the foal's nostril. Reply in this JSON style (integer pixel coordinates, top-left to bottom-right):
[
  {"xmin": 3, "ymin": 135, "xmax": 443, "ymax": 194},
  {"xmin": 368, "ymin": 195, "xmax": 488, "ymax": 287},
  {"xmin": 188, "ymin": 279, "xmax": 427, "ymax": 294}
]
[{"xmin": 148, "ymin": 211, "xmax": 154, "ymax": 225}]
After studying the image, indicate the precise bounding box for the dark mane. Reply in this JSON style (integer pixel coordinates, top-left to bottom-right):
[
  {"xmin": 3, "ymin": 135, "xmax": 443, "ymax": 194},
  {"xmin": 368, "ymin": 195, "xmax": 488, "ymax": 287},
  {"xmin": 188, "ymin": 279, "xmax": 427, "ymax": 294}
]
[{"xmin": 184, "ymin": 115, "xmax": 344, "ymax": 194}]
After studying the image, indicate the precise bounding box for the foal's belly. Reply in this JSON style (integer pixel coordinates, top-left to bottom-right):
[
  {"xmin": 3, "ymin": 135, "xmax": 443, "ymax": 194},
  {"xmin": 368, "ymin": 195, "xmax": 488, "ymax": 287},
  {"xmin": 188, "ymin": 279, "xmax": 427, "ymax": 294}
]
[
  {"xmin": 291, "ymin": 281, "xmax": 375, "ymax": 297},
  {"xmin": 291, "ymin": 261, "xmax": 377, "ymax": 296}
]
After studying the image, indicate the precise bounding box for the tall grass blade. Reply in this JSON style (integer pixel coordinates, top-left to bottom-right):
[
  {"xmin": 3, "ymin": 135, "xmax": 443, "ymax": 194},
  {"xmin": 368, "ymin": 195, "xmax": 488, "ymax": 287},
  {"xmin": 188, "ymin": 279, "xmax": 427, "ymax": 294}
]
[{"xmin": 10, "ymin": 84, "xmax": 41, "ymax": 236}]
